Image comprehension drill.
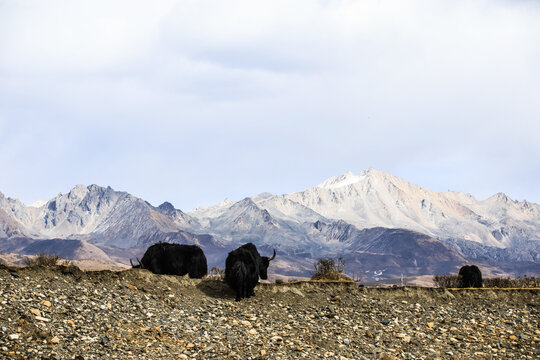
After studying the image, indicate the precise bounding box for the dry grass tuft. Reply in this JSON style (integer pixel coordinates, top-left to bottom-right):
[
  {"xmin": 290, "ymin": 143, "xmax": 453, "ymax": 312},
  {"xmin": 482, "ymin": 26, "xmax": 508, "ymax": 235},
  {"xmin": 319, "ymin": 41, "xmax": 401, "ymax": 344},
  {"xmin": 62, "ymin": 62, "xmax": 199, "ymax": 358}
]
[
  {"xmin": 24, "ymin": 253, "xmax": 61, "ymax": 268},
  {"xmin": 433, "ymin": 274, "xmax": 540, "ymax": 288},
  {"xmin": 483, "ymin": 276, "xmax": 540, "ymax": 288},
  {"xmin": 206, "ymin": 266, "xmax": 225, "ymax": 280},
  {"xmin": 311, "ymin": 257, "xmax": 352, "ymax": 281}
]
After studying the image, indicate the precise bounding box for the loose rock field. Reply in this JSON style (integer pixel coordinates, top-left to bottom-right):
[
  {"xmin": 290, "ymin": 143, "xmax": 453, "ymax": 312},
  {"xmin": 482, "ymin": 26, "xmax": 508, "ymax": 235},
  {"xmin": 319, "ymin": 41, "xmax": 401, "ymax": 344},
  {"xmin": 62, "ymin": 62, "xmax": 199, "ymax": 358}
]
[{"xmin": 0, "ymin": 266, "xmax": 538, "ymax": 359}]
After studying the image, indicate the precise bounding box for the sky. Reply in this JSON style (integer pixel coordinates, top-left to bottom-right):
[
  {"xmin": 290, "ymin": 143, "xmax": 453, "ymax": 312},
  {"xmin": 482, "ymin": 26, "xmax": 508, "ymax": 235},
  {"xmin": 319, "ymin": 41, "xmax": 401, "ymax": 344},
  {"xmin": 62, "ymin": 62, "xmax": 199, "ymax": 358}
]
[{"xmin": 1, "ymin": 0, "xmax": 539, "ymax": 210}]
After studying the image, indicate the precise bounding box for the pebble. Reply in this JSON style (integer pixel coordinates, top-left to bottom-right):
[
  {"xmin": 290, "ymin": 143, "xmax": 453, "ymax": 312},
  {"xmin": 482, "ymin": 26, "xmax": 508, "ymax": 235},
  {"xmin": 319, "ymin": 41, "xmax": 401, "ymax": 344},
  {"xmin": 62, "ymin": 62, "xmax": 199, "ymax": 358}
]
[{"xmin": 0, "ymin": 266, "xmax": 538, "ymax": 359}]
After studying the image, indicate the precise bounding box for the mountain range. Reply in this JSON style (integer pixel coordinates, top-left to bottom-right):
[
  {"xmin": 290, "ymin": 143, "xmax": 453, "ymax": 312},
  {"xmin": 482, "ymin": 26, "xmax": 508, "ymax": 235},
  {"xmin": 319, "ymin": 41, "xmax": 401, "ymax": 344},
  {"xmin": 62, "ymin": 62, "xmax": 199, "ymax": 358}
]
[{"xmin": 1, "ymin": 169, "xmax": 539, "ymax": 280}]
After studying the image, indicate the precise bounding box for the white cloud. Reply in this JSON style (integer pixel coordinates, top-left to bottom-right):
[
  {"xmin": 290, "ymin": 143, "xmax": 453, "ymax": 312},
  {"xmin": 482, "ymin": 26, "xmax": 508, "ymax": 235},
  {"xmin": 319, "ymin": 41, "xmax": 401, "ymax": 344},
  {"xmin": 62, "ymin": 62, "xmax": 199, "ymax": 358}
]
[{"xmin": 1, "ymin": 0, "xmax": 539, "ymax": 208}]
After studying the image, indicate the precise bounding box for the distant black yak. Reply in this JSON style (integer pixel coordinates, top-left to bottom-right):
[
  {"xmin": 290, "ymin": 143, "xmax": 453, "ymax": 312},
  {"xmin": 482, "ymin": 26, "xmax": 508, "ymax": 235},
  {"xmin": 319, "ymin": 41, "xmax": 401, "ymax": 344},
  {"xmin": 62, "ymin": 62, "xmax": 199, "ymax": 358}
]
[
  {"xmin": 225, "ymin": 243, "xmax": 276, "ymax": 301},
  {"xmin": 131, "ymin": 243, "xmax": 207, "ymax": 278},
  {"xmin": 458, "ymin": 265, "xmax": 482, "ymax": 288}
]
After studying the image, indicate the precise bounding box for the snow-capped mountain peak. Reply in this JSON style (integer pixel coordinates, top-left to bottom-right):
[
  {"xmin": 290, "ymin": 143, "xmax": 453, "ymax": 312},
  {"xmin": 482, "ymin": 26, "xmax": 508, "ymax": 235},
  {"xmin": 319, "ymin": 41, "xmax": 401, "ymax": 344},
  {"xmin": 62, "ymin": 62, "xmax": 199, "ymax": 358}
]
[
  {"xmin": 316, "ymin": 170, "xmax": 363, "ymax": 189},
  {"xmin": 283, "ymin": 169, "xmax": 540, "ymax": 249},
  {"xmin": 28, "ymin": 200, "xmax": 47, "ymax": 208}
]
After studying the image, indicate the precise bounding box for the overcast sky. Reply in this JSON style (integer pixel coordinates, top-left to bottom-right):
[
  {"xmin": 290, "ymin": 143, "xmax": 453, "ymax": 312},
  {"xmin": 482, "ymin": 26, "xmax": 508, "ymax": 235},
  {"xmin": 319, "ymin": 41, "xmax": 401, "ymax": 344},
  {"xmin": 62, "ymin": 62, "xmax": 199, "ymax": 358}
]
[{"xmin": 1, "ymin": 0, "xmax": 539, "ymax": 210}]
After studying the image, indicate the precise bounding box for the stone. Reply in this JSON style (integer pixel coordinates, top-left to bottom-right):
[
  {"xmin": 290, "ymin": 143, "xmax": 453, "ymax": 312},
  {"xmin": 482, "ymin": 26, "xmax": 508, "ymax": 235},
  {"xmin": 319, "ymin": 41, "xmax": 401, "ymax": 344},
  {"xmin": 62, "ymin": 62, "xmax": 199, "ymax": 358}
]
[
  {"xmin": 51, "ymin": 336, "xmax": 60, "ymax": 344},
  {"xmin": 35, "ymin": 316, "xmax": 50, "ymax": 322},
  {"xmin": 42, "ymin": 301, "xmax": 52, "ymax": 307},
  {"xmin": 427, "ymin": 322, "xmax": 435, "ymax": 328},
  {"xmin": 30, "ymin": 308, "xmax": 41, "ymax": 317},
  {"xmin": 8, "ymin": 334, "xmax": 20, "ymax": 340},
  {"xmin": 403, "ymin": 336, "xmax": 412, "ymax": 343}
]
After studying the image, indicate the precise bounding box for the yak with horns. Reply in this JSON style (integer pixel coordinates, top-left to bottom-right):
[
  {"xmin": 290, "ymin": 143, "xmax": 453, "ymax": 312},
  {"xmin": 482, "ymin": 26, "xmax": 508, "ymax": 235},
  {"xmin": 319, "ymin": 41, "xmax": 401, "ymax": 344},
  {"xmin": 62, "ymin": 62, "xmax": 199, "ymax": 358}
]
[
  {"xmin": 131, "ymin": 243, "xmax": 207, "ymax": 278},
  {"xmin": 225, "ymin": 243, "xmax": 276, "ymax": 301}
]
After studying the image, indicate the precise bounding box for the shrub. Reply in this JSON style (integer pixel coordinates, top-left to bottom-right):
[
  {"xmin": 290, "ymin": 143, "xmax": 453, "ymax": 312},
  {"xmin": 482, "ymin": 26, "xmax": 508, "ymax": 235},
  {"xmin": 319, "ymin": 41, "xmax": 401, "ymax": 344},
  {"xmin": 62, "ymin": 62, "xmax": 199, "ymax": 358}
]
[
  {"xmin": 311, "ymin": 257, "xmax": 351, "ymax": 281},
  {"xmin": 483, "ymin": 276, "xmax": 540, "ymax": 288},
  {"xmin": 207, "ymin": 266, "xmax": 225, "ymax": 280},
  {"xmin": 434, "ymin": 274, "xmax": 540, "ymax": 288},
  {"xmin": 433, "ymin": 275, "xmax": 461, "ymax": 288},
  {"xmin": 24, "ymin": 253, "xmax": 60, "ymax": 267}
]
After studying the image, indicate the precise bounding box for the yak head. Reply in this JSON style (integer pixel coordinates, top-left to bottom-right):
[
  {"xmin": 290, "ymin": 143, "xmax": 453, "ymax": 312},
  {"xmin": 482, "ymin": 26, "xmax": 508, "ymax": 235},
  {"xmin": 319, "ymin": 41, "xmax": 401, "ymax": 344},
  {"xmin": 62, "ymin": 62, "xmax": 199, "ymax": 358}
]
[{"xmin": 259, "ymin": 249, "xmax": 276, "ymax": 280}]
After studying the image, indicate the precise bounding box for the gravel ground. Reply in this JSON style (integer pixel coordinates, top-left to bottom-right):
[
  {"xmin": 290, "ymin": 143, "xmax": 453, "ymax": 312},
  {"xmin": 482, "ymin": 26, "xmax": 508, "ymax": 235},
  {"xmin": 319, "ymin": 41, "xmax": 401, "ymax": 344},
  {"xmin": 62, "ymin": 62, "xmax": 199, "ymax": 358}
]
[{"xmin": 0, "ymin": 265, "xmax": 539, "ymax": 360}]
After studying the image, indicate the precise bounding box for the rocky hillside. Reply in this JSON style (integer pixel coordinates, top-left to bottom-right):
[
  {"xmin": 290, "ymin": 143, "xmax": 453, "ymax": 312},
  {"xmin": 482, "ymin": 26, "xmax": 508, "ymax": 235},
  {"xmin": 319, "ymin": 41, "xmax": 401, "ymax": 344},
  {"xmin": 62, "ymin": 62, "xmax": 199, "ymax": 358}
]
[{"xmin": 0, "ymin": 265, "xmax": 538, "ymax": 359}]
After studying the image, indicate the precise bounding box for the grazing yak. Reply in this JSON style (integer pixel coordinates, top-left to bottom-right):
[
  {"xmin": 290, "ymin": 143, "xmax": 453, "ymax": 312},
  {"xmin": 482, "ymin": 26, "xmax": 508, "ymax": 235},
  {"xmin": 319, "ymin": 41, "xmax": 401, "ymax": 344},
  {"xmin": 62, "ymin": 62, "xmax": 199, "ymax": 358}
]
[
  {"xmin": 458, "ymin": 265, "xmax": 483, "ymax": 288},
  {"xmin": 131, "ymin": 243, "xmax": 207, "ymax": 278},
  {"xmin": 225, "ymin": 243, "xmax": 276, "ymax": 301}
]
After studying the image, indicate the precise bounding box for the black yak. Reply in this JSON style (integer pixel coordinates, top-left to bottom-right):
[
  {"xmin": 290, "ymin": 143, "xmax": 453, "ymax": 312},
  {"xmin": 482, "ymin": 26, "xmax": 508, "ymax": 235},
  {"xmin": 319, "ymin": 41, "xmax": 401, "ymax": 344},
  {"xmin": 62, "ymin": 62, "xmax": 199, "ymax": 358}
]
[
  {"xmin": 225, "ymin": 243, "xmax": 276, "ymax": 301},
  {"xmin": 131, "ymin": 243, "xmax": 207, "ymax": 278},
  {"xmin": 458, "ymin": 265, "xmax": 482, "ymax": 288}
]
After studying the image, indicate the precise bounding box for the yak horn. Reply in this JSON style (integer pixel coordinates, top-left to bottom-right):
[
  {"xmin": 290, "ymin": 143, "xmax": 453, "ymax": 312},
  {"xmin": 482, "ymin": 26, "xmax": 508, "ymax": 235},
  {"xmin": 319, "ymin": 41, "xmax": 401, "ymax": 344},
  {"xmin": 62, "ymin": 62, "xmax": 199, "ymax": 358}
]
[
  {"xmin": 136, "ymin": 257, "xmax": 143, "ymax": 269},
  {"xmin": 269, "ymin": 249, "xmax": 276, "ymax": 261},
  {"xmin": 130, "ymin": 258, "xmax": 134, "ymax": 267}
]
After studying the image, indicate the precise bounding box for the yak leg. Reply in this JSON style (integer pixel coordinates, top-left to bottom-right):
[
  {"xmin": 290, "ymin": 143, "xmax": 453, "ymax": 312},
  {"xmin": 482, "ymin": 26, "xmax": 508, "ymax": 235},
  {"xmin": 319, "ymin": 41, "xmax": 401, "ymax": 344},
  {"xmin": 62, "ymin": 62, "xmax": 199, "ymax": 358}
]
[{"xmin": 235, "ymin": 283, "xmax": 243, "ymax": 301}]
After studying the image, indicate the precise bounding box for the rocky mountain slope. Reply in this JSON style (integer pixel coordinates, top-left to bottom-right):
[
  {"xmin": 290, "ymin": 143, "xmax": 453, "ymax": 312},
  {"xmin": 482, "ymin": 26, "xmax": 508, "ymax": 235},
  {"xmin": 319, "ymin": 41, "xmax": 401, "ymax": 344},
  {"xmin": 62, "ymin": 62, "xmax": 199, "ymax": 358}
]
[
  {"xmin": 278, "ymin": 169, "xmax": 540, "ymax": 248},
  {"xmin": 0, "ymin": 185, "xmax": 221, "ymax": 269},
  {"xmin": 1, "ymin": 169, "xmax": 540, "ymax": 279},
  {"xmin": 185, "ymin": 169, "xmax": 540, "ymax": 277}
]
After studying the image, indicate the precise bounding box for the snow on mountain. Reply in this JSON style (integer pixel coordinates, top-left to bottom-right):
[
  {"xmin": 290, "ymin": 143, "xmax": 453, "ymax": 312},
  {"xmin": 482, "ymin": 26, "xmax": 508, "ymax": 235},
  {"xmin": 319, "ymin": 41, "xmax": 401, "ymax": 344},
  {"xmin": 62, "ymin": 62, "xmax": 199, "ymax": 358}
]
[
  {"xmin": 1, "ymin": 170, "xmax": 539, "ymax": 278},
  {"xmin": 183, "ymin": 169, "xmax": 540, "ymax": 276},
  {"xmin": 283, "ymin": 169, "xmax": 540, "ymax": 248},
  {"xmin": 28, "ymin": 185, "xmax": 180, "ymax": 247},
  {"xmin": 155, "ymin": 201, "xmax": 200, "ymax": 229},
  {"xmin": 28, "ymin": 200, "xmax": 47, "ymax": 208},
  {"xmin": 188, "ymin": 198, "xmax": 236, "ymax": 228},
  {"xmin": 252, "ymin": 193, "xmax": 327, "ymax": 224},
  {"xmin": 0, "ymin": 185, "xmax": 215, "ymax": 249}
]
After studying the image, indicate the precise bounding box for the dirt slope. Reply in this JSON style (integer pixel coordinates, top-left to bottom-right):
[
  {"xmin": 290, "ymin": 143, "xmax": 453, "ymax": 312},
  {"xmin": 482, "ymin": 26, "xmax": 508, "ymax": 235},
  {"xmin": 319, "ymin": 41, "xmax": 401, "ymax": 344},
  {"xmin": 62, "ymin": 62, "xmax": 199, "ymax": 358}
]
[{"xmin": 0, "ymin": 265, "xmax": 538, "ymax": 359}]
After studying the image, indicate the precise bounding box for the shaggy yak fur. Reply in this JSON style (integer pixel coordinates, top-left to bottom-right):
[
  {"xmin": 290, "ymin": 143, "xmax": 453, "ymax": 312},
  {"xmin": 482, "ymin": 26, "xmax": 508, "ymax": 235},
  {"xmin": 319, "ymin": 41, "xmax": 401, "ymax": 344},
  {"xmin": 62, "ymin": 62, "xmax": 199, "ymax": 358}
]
[
  {"xmin": 225, "ymin": 243, "xmax": 275, "ymax": 301},
  {"xmin": 131, "ymin": 243, "xmax": 207, "ymax": 278},
  {"xmin": 458, "ymin": 264, "xmax": 483, "ymax": 288}
]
